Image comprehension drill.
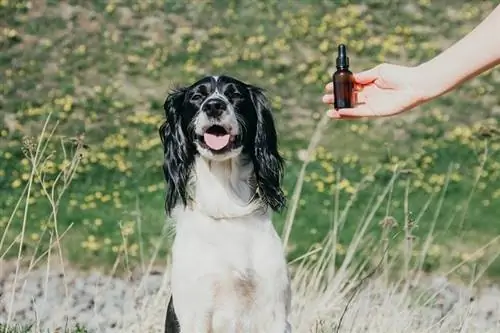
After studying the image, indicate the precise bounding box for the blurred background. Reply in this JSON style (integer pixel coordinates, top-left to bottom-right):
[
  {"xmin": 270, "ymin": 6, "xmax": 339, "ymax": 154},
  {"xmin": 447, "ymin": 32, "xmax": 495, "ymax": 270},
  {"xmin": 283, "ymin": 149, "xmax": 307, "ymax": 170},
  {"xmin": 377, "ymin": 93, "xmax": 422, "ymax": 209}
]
[{"xmin": 1, "ymin": 0, "xmax": 500, "ymax": 283}]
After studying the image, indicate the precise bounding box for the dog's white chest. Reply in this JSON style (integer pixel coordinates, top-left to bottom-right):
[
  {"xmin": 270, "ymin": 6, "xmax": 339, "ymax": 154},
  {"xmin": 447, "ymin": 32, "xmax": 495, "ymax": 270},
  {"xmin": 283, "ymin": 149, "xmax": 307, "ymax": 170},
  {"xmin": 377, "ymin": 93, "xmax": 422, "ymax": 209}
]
[{"xmin": 170, "ymin": 209, "xmax": 291, "ymax": 333}]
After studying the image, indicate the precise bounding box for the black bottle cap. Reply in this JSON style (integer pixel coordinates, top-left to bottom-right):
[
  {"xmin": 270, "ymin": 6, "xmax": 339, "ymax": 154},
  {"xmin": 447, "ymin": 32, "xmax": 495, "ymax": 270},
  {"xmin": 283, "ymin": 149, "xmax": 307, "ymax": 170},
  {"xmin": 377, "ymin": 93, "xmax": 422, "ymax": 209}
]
[{"xmin": 336, "ymin": 44, "xmax": 349, "ymax": 69}]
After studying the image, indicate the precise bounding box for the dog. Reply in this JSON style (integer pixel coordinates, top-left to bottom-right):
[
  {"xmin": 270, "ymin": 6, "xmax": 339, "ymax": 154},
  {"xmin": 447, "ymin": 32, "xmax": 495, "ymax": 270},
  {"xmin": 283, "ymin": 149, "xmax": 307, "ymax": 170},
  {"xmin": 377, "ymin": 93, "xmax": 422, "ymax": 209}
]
[{"xmin": 159, "ymin": 75, "xmax": 292, "ymax": 333}]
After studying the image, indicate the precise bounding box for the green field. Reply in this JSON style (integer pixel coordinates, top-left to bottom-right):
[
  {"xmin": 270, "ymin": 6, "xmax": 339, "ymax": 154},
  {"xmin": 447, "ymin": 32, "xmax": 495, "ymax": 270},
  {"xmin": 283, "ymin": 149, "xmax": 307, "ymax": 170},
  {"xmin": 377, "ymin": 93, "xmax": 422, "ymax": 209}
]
[{"xmin": 2, "ymin": 0, "xmax": 500, "ymax": 281}]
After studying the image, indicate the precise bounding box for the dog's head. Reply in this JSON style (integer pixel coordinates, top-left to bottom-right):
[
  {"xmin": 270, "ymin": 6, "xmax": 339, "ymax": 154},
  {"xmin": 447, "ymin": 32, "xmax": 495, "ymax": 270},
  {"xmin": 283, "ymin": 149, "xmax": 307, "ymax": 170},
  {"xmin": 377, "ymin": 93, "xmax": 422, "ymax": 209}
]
[{"xmin": 159, "ymin": 75, "xmax": 286, "ymax": 215}]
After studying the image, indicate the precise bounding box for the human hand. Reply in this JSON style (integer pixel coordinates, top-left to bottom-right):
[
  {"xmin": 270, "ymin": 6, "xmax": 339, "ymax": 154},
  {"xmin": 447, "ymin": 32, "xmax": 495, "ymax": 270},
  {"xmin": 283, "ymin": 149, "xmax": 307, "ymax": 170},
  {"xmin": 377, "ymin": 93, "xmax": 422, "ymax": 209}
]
[{"xmin": 322, "ymin": 63, "xmax": 433, "ymax": 119}]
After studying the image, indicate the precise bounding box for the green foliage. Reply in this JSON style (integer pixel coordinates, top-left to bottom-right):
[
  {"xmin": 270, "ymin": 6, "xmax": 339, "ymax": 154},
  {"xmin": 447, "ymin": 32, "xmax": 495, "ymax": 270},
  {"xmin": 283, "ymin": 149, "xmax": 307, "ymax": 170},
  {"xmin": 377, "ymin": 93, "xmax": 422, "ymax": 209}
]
[
  {"xmin": 0, "ymin": 324, "xmax": 32, "ymax": 333},
  {"xmin": 1, "ymin": 0, "xmax": 500, "ymax": 279}
]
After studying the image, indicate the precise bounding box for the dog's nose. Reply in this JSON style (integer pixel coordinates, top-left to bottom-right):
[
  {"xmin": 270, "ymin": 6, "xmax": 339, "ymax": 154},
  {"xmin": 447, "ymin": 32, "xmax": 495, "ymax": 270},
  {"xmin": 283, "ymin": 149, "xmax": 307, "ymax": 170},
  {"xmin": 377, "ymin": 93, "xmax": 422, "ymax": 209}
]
[{"xmin": 203, "ymin": 99, "xmax": 226, "ymax": 117}]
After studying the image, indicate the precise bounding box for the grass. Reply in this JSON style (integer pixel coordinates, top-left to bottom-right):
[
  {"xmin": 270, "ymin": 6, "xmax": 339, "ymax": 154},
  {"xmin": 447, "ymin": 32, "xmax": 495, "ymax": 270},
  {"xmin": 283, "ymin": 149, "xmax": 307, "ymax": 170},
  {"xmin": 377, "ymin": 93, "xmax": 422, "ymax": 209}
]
[
  {"xmin": 0, "ymin": 324, "xmax": 88, "ymax": 333},
  {"xmin": 2, "ymin": 0, "xmax": 500, "ymax": 277},
  {"xmin": 2, "ymin": 122, "xmax": 499, "ymax": 332},
  {"xmin": 2, "ymin": 3, "xmax": 500, "ymax": 330}
]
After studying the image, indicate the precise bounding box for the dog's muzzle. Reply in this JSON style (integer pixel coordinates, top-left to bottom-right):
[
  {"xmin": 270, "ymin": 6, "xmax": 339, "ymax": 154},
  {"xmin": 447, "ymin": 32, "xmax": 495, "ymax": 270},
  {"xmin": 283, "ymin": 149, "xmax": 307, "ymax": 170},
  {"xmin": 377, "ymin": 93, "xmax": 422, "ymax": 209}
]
[
  {"xmin": 195, "ymin": 98, "xmax": 240, "ymax": 154},
  {"xmin": 201, "ymin": 98, "xmax": 227, "ymax": 119}
]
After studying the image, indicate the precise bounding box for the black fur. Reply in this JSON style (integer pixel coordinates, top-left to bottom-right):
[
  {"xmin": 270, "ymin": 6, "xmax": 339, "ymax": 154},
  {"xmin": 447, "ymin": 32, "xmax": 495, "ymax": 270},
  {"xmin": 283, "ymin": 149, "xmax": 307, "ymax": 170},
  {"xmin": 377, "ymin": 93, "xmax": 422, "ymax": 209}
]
[
  {"xmin": 247, "ymin": 85, "xmax": 286, "ymax": 211},
  {"xmin": 159, "ymin": 87, "xmax": 196, "ymax": 216},
  {"xmin": 159, "ymin": 75, "xmax": 286, "ymax": 216},
  {"xmin": 164, "ymin": 296, "xmax": 179, "ymax": 333},
  {"xmin": 159, "ymin": 75, "xmax": 287, "ymax": 332}
]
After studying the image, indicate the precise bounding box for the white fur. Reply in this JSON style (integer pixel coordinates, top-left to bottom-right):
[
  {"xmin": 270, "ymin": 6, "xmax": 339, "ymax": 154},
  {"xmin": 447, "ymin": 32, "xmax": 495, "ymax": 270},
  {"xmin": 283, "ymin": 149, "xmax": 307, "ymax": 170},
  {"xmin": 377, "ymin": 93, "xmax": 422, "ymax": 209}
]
[
  {"xmin": 169, "ymin": 155, "xmax": 292, "ymax": 333},
  {"xmin": 192, "ymin": 77, "xmax": 242, "ymax": 162}
]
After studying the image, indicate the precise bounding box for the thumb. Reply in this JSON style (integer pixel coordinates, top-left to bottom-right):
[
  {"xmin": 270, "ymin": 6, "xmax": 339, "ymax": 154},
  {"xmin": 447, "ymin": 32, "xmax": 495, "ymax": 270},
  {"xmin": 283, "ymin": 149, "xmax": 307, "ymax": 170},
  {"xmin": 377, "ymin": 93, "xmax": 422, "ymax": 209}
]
[{"xmin": 354, "ymin": 64, "xmax": 384, "ymax": 84}]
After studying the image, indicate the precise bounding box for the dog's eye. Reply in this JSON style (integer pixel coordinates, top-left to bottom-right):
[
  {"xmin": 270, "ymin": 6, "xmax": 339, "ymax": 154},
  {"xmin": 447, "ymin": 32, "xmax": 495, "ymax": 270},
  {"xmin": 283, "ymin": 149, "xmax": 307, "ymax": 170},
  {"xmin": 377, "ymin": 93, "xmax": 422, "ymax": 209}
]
[
  {"xmin": 191, "ymin": 94, "xmax": 204, "ymax": 102},
  {"xmin": 229, "ymin": 91, "xmax": 243, "ymax": 99}
]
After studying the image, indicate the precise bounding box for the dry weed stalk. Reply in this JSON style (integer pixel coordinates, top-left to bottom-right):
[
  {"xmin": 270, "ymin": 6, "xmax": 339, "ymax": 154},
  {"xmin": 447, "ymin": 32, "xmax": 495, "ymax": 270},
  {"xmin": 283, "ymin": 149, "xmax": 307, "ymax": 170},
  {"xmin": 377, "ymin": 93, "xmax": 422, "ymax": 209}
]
[{"xmin": 1, "ymin": 114, "xmax": 86, "ymax": 330}]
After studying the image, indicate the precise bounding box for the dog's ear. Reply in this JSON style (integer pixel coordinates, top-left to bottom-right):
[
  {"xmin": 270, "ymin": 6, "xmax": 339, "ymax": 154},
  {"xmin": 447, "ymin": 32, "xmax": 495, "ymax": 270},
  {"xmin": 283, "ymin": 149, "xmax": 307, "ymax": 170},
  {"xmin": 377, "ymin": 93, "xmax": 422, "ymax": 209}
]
[
  {"xmin": 248, "ymin": 86, "xmax": 286, "ymax": 212},
  {"xmin": 159, "ymin": 87, "xmax": 194, "ymax": 216}
]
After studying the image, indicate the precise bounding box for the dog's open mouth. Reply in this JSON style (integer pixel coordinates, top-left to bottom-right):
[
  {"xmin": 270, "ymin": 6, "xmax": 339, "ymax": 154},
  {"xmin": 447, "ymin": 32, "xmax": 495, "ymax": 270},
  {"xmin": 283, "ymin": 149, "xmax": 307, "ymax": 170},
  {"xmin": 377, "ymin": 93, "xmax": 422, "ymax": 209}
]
[{"xmin": 199, "ymin": 125, "xmax": 237, "ymax": 152}]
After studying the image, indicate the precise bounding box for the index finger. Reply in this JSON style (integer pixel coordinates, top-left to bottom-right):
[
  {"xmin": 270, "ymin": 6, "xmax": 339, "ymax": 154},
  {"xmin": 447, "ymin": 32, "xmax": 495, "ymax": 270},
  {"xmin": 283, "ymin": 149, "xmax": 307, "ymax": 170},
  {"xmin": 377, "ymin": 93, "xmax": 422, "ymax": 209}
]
[{"xmin": 336, "ymin": 105, "xmax": 383, "ymax": 118}]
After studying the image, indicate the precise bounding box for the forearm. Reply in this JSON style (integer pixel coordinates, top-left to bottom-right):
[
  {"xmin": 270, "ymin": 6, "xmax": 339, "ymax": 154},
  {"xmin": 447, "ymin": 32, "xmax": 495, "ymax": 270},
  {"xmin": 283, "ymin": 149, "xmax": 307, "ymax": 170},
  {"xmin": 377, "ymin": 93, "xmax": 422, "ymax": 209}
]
[{"xmin": 416, "ymin": 4, "xmax": 500, "ymax": 100}]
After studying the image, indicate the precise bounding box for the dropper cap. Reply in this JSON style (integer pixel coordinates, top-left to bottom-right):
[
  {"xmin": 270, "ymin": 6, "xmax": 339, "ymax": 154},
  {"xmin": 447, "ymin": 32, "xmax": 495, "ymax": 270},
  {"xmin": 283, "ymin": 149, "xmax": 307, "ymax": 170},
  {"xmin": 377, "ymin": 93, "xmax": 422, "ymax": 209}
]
[{"xmin": 336, "ymin": 44, "xmax": 349, "ymax": 69}]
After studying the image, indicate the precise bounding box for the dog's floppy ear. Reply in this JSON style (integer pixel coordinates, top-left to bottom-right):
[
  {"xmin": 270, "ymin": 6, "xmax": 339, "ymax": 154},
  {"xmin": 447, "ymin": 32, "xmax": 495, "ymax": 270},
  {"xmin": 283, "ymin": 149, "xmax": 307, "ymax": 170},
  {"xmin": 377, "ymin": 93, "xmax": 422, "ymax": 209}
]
[
  {"xmin": 248, "ymin": 86, "xmax": 286, "ymax": 212},
  {"xmin": 159, "ymin": 87, "xmax": 194, "ymax": 216}
]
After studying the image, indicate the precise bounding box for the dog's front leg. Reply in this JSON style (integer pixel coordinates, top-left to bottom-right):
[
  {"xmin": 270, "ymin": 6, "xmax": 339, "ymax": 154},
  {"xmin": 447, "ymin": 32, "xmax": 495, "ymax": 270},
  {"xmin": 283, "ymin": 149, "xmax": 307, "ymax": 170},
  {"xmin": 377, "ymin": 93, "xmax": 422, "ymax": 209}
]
[
  {"xmin": 170, "ymin": 282, "xmax": 215, "ymax": 333},
  {"xmin": 255, "ymin": 289, "xmax": 291, "ymax": 333},
  {"xmin": 266, "ymin": 312, "xmax": 292, "ymax": 333},
  {"xmin": 176, "ymin": 308, "xmax": 214, "ymax": 333}
]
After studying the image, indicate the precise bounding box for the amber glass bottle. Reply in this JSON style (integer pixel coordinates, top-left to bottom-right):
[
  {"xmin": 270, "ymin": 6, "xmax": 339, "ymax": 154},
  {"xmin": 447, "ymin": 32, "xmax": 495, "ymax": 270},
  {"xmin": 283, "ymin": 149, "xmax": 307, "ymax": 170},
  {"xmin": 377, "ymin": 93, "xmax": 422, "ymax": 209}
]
[{"xmin": 332, "ymin": 44, "xmax": 354, "ymax": 109}]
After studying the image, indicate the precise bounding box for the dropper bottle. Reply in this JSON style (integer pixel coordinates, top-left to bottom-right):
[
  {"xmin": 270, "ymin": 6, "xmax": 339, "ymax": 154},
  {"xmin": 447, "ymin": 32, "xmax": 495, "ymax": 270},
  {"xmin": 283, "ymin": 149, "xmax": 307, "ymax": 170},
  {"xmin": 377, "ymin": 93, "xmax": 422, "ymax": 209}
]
[{"xmin": 332, "ymin": 44, "xmax": 354, "ymax": 109}]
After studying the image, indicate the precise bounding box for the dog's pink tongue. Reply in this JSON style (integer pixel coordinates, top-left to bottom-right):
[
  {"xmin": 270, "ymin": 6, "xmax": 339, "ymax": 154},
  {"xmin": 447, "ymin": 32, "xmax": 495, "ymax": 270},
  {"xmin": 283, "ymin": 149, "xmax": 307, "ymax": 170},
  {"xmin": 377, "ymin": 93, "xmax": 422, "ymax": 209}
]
[{"xmin": 204, "ymin": 133, "xmax": 230, "ymax": 150}]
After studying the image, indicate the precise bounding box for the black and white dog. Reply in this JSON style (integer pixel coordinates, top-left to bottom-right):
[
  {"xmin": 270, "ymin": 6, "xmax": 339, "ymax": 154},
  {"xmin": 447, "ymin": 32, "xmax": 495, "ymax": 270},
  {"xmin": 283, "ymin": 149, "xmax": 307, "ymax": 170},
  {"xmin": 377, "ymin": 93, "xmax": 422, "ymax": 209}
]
[{"xmin": 159, "ymin": 75, "xmax": 292, "ymax": 333}]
